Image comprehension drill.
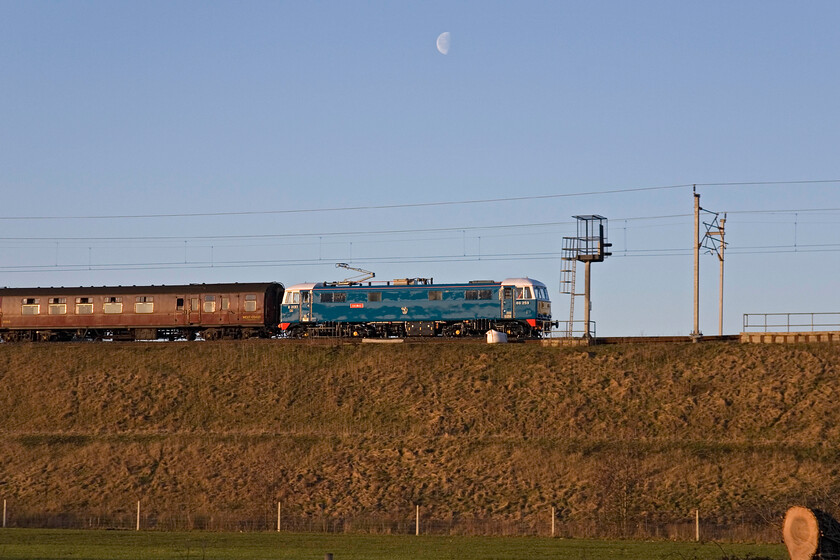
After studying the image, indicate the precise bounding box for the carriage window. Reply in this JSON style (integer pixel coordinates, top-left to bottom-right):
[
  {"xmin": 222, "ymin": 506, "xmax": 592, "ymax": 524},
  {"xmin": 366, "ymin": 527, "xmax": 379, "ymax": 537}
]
[
  {"xmin": 368, "ymin": 292, "xmax": 382, "ymax": 302},
  {"xmin": 176, "ymin": 298, "xmax": 185, "ymax": 311},
  {"xmin": 21, "ymin": 298, "xmax": 40, "ymax": 315},
  {"xmin": 75, "ymin": 297, "xmax": 93, "ymax": 315},
  {"xmin": 135, "ymin": 296, "xmax": 154, "ymax": 314},
  {"xmin": 245, "ymin": 294, "xmax": 257, "ymax": 312},
  {"xmin": 49, "ymin": 297, "xmax": 66, "ymax": 315},
  {"xmin": 191, "ymin": 297, "xmax": 200, "ymax": 311},
  {"xmin": 428, "ymin": 291, "xmax": 442, "ymax": 301},
  {"xmin": 103, "ymin": 296, "xmax": 123, "ymax": 314},
  {"xmin": 221, "ymin": 296, "xmax": 230, "ymax": 311},
  {"xmin": 204, "ymin": 295, "xmax": 216, "ymax": 313}
]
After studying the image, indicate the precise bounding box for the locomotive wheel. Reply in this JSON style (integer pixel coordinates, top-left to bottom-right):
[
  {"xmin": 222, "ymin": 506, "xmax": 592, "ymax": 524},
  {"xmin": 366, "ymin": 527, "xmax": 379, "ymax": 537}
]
[
  {"xmin": 283, "ymin": 325, "xmax": 306, "ymax": 338},
  {"xmin": 348, "ymin": 325, "xmax": 374, "ymax": 338},
  {"xmin": 501, "ymin": 323, "xmax": 526, "ymax": 340},
  {"xmin": 442, "ymin": 323, "xmax": 464, "ymax": 337}
]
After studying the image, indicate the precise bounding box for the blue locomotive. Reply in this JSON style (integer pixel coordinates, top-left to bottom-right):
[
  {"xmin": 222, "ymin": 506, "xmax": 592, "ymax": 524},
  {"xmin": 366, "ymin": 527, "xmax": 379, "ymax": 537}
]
[{"xmin": 279, "ymin": 276, "xmax": 552, "ymax": 339}]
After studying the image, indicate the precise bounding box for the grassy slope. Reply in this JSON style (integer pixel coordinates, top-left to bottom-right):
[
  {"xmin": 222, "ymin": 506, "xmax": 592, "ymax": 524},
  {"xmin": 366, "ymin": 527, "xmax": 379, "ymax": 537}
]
[{"xmin": 1, "ymin": 341, "xmax": 839, "ymax": 532}]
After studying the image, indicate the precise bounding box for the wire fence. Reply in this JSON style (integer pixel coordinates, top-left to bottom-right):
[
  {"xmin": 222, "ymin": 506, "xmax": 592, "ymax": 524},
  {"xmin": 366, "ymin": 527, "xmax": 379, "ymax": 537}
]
[{"xmin": 0, "ymin": 505, "xmax": 783, "ymax": 542}]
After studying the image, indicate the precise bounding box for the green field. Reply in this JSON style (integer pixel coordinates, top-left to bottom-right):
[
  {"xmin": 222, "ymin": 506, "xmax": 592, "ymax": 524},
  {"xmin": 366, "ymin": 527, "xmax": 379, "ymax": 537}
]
[{"xmin": 0, "ymin": 529, "xmax": 787, "ymax": 560}]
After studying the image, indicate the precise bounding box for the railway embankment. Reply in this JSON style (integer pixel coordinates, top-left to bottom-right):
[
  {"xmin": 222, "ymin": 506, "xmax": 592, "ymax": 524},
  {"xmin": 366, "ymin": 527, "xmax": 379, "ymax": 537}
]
[{"xmin": 1, "ymin": 340, "xmax": 840, "ymax": 534}]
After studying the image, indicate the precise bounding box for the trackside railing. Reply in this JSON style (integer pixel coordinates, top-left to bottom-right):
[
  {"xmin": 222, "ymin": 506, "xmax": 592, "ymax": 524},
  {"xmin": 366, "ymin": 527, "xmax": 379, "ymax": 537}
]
[
  {"xmin": 742, "ymin": 312, "xmax": 840, "ymax": 333},
  {"xmin": 548, "ymin": 321, "xmax": 596, "ymax": 339}
]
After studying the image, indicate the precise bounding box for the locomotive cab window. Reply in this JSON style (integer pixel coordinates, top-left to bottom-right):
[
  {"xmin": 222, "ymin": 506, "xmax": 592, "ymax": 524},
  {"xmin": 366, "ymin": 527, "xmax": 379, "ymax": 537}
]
[
  {"xmin": 75, "ymin": 297, "xmax": 93, "ymax": 315},
  {"xmin": 244, "ymin": 294, "xmax": 257, "ymax": 312},
  {"xmin": 21, "ymin": 298, "xmax": 40, "ymax": 315},
  {"xmin": 283, "ymin": 292, "xmax": 300, "ymax": 305},
  {"xmin": 135, "ymin": 296, "xmax": 154, "ymax": 314},
  {"xmin": 49, "ymin": 297, "xmax": 66, "ymax": 315},
  {"xmin": 103, "ymin": 296, "xmax": 123, "ymax": 314},
  {"xmin": 516, "ymin": 287, "xmax": 532, "ymax": 299},
  {"xmin": 204, "ymin": 295, "xmax": 216, "ymax": 313}
]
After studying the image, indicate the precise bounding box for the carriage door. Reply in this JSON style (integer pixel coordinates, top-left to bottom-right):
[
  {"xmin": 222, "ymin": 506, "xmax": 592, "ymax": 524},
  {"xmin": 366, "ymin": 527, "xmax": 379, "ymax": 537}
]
[
  {"xmin": 188, "ymin": 295, "xmax": 201, "ymax": 324},
  {"xmin": 502, "ymin": 286, "xmax": 515, "ymax": 319},
  {"xmin": 176, "ymin": 295, "xmax": 187, "ymax": 326},
  {"xmin": 300, "ymin": 290, "xmax": 312, "ymax": 322}
]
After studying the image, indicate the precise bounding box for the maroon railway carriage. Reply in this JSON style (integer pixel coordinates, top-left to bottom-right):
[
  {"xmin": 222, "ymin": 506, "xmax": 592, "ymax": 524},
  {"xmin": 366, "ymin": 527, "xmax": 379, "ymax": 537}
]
[{"xmin": 0, "ymin": 282, "xmax": 284, "ymax": 342}]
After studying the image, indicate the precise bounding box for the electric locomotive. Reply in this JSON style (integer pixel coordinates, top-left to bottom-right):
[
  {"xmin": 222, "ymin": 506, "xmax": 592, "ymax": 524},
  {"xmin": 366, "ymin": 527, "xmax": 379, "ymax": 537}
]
[{"xmin": 279, "ymin": 276, "xmax": 552, "ymax": 339}]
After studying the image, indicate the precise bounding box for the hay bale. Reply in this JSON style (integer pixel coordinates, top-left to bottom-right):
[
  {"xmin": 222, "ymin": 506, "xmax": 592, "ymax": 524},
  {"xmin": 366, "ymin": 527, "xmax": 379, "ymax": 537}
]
[{"xmin": 783, "ymin": 506, "xmax": 840, "ymax": 560}]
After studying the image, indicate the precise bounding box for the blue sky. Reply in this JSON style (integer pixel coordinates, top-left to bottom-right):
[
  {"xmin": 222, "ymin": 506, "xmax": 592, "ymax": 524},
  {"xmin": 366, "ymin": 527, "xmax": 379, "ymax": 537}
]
[{"xmin": 2, "ymin": 1, "xmax": 839, "ymax": 336}]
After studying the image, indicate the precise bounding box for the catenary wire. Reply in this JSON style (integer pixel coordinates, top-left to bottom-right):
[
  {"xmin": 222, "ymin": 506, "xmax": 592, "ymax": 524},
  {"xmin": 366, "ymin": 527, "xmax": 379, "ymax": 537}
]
[{"xmin": 2, "ymin": 179, "xmax": 840, "ymax": 222}]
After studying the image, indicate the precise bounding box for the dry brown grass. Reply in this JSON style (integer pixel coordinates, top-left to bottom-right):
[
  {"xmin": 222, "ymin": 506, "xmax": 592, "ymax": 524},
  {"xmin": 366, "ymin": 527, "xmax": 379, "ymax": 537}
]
[{"xmin": 2, "ymin": 340, "xmax": 840, "ymax": 529}]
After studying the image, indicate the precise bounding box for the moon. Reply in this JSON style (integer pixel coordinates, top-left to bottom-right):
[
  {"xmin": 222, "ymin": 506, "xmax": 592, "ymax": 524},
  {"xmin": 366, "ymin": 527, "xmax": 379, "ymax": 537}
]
[{"xmin": 436, "ymin": 32, "xmax": 450, "ymax": 55}]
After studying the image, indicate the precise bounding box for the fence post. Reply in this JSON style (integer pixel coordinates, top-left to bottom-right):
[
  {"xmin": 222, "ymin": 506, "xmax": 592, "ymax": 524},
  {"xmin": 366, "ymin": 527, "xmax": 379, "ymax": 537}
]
[
  {"xmin": 3, "ymin": 499, "xmax": 6, "ymax": 528},
  {"xmin": 277, "ymin": 502, "xmax": 281, "ymax": 532},
  {"xmin": 695, "ymin": 509, "xmax": 700, "ymax": 542},
  {"xmin": 415, "ymin": 505, "xmax": 420, "ymax": 536},
  {"xmin": 136, "ymin": 500, "xmax": 140, "ymax": 531},
  {"xmin": 551, "ymin": 506, "xmax": 555, "ymax": 537}
]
